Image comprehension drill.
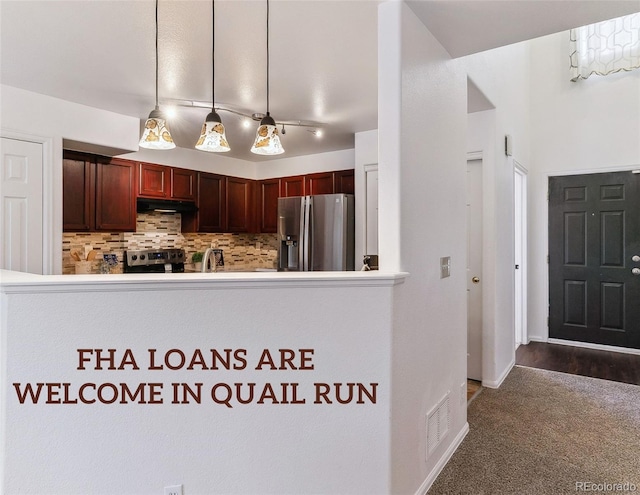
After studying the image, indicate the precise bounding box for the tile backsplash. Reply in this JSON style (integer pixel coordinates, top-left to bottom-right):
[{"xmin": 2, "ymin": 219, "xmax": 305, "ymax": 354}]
[{"xmin": 63, "ymin": 212, "xmax": 278, "ymax": 274}]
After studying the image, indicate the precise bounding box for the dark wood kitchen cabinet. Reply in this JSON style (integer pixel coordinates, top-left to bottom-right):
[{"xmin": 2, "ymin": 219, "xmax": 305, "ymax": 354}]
[
  {"xmin": 334, "ymin": 169, "xmax": 355, "ymax": 195},
  {"xmin": 258, "ymin": 178, "xmax": 280, "ymax": 233},
  {"xmin": 63, "ymin": 152, "xmax": 94, "ymax": 231},
  {"xmin": 63, "ymin": 152, "xmax": 135, "ymax": 232},
  {"xmin": 170, "ymin": 168, "xmax": 196, "ymax": 201},
  {"xmin": 227, "ymin": 176, "xmax": 254, "ymax": 233},
  {"xmin": 185, "ymin": 172, "xmax": 226, "ymax": 233},
  {"xmin": 95, "ymin": 158, "xmax": 136, "ymax": 231},
  {"xmin": 138, "ymin": 162, "xmax": 168, "ymax": 198},
  {"xmin": 138, "ymin": 162, "xmax": 196, "ymax": 201},
  {"xmin": 280, "ymin": 175, "xmax": 305, "ymax": 197},
  {"xmin": 305, "ymin": 172, "xmax": 334, "ymax": 196}
]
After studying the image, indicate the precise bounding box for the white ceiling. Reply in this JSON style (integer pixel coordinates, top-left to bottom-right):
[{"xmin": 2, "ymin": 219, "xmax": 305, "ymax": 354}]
[{"xmin": 1, "ymin": 0, "xmax": 638, "ymax": 161}]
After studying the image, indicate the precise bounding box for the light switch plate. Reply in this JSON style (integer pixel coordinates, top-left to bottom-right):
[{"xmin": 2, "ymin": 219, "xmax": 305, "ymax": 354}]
[{"xmin": 440, "ymin": 257, "xmax": 451, "ymax": 278}]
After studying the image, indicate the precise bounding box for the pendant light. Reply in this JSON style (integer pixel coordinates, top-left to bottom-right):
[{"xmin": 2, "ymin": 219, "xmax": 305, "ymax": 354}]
[
  {"xmin": 251, "ymin": 0, "xmax": 284, "ymax": 155},
  {"xmin": 195, "ymin": 0, "xmax": 230, "ymax": 152},
  {"xmin": 139, "ymin": 0, "xmax": 175, "ymax": 150}
]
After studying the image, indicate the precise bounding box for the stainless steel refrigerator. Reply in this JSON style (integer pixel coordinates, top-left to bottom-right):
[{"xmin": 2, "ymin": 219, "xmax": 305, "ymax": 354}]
[{"xmin": 277, "ymin": 193, "xmax": 355, "ymax": 271}]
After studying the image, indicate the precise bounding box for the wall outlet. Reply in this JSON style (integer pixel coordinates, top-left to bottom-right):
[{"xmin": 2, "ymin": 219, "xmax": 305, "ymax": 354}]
[{"xmin": 164, "ymin": 485, "xmax": 183, "ymax": 495}]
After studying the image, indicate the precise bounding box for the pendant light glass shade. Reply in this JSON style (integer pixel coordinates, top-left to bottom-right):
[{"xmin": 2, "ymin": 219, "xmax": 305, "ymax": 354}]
[
  {"xmin": 251, "ymin": 113, "xmax": 284, "ymax": 155},
  {"xmin": 140, "ymin": 108, "xmax": 175, "ymax": 150},
  {"xmin": 196, "ymin": 110, "xmax": 230, "ymax": 152}
]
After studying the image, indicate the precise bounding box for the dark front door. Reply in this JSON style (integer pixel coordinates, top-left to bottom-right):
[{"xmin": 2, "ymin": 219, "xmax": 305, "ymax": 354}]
[{"xmin": 549, "ymin": 171, "xmax": 640, "ymax": 349}]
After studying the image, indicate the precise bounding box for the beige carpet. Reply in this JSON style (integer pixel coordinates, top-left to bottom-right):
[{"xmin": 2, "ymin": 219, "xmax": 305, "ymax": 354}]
[{"xmin": 428, "ymin": 366, "xmax": 640, "ymax": 495}]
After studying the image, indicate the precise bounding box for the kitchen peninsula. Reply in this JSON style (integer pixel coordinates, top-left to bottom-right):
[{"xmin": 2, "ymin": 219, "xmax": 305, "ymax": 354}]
[{"xmin": 0, "ymin": 268, "xmax": 406, "ymax": 493}]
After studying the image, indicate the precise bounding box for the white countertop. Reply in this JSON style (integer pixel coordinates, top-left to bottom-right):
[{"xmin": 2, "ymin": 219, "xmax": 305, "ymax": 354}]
[{"xmin": 0, "ymin": 269, "xmax": 408, "ymax": 293}]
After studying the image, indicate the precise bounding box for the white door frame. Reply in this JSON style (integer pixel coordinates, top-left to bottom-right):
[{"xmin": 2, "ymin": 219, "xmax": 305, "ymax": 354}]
[
  {"xmin": 514, "ymin": 161, "xmax": 528, "ymax": 346},
  {"xmin": 0, "ymin": 129, "xmax": 57, "ymax": 274},
  {"xmin": 466, "ymin": 155, "xmax": 483, "ymax": 381},
  {"xmin": 363, "ymin": 164, "xmax": 379, "ymax": 257}
]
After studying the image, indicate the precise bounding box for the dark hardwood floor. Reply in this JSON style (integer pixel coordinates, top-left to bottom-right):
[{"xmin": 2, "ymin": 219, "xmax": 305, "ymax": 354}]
[{"xmin": 516, "ymin": 341, "xmax": 640, "ymax": 386}]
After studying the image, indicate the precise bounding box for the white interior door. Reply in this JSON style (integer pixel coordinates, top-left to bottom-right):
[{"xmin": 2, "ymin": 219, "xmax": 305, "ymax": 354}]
[
  {"xmin": 514, "ymin": 164, "xmax": 528, "ymax": 348},
  {"xmin": 0, "ymin": 137, "xmax": 44, "ymax": 274},
  {"xmin": 467, "ymin": 159, "xmax": 482, "ymax": 381}
]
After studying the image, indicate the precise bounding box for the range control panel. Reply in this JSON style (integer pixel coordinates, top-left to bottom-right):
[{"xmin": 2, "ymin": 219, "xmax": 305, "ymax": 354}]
[{"xmin": 125, "ymin": 248, "xmax": 185, "ymax": 267}]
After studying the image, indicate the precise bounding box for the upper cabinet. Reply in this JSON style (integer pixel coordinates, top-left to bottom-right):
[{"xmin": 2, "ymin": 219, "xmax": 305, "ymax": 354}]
[
  {"xmin": 334, "ymin": 169, "xmax": 355, "ymax": 195},
  {"xmin": 95, "ymin": 158, "xmax": 136, "ymax": 231},
  {"xmin": 258, "ymin": 178, "xmax": 280, "ymax": 233},
  {"xmin": 305, "ymin": 172, "xmax": 334, "ymax": 196},
  {"xmin": 63, "ymin": 151, "xmax": 135, "ymax": 232},
  {"xmin": 280, "ymin": 175, "xmax": 305, "ymax": 198},
  {"xmin": 183, "ymin": 172, "xmax": 226, "ymax": 233},
  {"xmin": 63, "ymin": 152, "xmax": 94, "ymax": 231},
  {"xmin": 170, "ymin": 168, "xmax": 196, "ymax": 201},
  {"xmin": 138, "ymin": 162, "xmax": 168, "ymax": 198},
  {"xmin": 137, "ymin": 162, "xmax": 196, "ymax": 201},
  {"xmin": 227, "ymin": 176, "xmax": 254, "ymax": 233},
  {"xmin": 64, "ymin": 151, "xmax": 354, "ymax": 235}
]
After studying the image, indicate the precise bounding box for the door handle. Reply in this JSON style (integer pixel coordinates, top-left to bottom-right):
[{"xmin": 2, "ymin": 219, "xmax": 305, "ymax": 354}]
[
  {"xmin": 632, "ymin": 268, "xmax": 640, "ymax": 276},
  {"xmin": 472, "ymin": 276, "xmax": 480, "ymax": 283},
  {"xmin": 633, "ymin": 255, "xmax": 640, "ymax": 263}
]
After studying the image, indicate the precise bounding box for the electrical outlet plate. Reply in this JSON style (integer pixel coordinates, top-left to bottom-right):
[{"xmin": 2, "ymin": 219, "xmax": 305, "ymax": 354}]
[{"xmin": 164, "ymin": 485, "xmax": 183, "ymax": 495}]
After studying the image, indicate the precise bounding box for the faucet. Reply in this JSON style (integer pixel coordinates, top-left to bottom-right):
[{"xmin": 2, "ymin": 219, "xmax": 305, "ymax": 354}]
[{"xmin": 201, "ymin": 248, "xmax": 217, "ymax": 273}]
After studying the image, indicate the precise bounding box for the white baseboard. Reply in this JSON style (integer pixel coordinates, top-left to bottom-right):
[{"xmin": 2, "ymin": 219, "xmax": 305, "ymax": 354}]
[
  {"xmin": 547, "ymin": 338, "xmax": 640, "ymax": 356},
  {"xmin": 414, "ymin": 422, "xmax": 470, "ymax": 495},
  {"xmin": 482, "ymin": 358, "xmax": 515, "ymax": 389},
  {"xmin": 527, "ymin": 336, "xmax": 547, "ymax": 343}
]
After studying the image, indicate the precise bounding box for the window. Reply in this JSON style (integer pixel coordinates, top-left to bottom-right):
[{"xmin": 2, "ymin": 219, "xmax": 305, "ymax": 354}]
[{"xmin": 570, "ymin": 12, "xmax": 640, "ymax": 81}]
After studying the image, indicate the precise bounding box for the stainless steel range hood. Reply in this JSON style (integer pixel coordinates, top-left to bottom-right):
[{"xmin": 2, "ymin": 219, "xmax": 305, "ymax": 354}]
[{"xmin": 136, "ymin": 198, "xmax": 198, "ymax": 214}]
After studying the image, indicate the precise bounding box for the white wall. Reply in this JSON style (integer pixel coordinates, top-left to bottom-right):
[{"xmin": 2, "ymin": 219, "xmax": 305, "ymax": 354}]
[
  {"xmin": 528, "ymin": 31, "xmax": 640, "ymax": 341},
  {"xmin": 120, "ymin": 147, "xmax": 355, "ymax": 181},
  {"xmin": 379, "ymin": 3, "xmax": 468, "ymax": 492},
  {"xmin": 1, "ymin": 273, "xmax": 397, "ymax": 494},
  {"xmin": 463, "ymin": 41, "xmax": 531, "ymax": 386},
  {"xmin": 253, "ymin": 148, "xmax": 355, "ymax": 180}
]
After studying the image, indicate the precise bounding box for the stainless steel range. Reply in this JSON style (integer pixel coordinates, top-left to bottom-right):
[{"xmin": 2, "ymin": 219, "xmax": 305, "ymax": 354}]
[{"xmin": 123, "ymin": 248, "xmax": 186, "ymax": 274}]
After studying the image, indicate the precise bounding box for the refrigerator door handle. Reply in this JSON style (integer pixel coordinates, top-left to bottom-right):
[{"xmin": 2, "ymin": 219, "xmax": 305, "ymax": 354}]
[
  {"xmin": 296, "ymin": 196, "xmax": 307, "ymax": 271},
  {"xmin": 302, "ymin": 196, "xmax": 312, "ymax": 271},
  {"xmin": 306, "ymin": 196, "xmax": 313, "ymax": 271}
]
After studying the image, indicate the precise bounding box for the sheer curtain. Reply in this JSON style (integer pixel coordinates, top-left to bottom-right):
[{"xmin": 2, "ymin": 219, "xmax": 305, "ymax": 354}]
[{"xmin": 570, "ymin": 12, "xmax": 640, "ymax": 81}]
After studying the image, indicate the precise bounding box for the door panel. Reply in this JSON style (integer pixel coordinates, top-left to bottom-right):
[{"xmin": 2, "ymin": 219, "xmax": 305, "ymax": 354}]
[
  {"xmin": 549, "ymin": 171, "xmax": 640, "ymax": 349},
  {"xmin": 0, "ymin": 138, "xmax": 43, "ymax": 274},
  {"xmin": 467, "ymin": 160, "xmax": 482, "ymax": 381}
]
